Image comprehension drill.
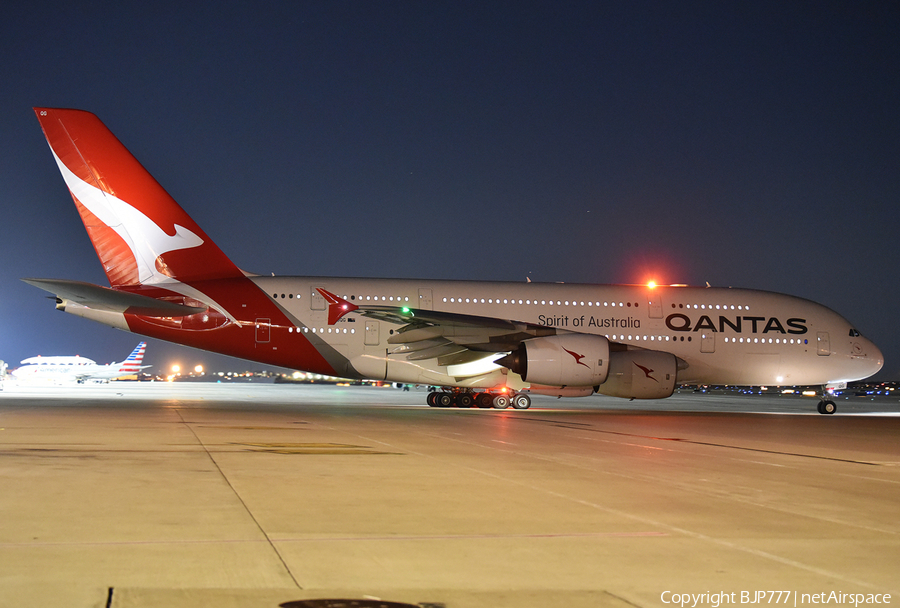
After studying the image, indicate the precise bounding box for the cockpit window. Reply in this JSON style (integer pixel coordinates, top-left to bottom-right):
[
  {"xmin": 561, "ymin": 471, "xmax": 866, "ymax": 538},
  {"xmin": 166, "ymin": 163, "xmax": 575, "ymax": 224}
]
[{"xmin": 849, "ymin": 329, "xmax": 860, "ymax": 337}]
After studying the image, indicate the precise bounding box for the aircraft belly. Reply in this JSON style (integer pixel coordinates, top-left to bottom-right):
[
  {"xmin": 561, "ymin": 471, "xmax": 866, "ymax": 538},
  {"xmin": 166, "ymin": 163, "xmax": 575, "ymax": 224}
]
[
  {"xmin": 675, "ymin": 347, "xmax": 849, "ymax": 386},
  {"xmin": 348, "ymin": 353, "xmax": 387, "ymax": 381},
  {"xmin": 375, "ymin": 354, "xmax": 502, "ymax": 388},
  {"xmin": 739, "ymin": 353, "xmax": 783, "ymax": 385}
]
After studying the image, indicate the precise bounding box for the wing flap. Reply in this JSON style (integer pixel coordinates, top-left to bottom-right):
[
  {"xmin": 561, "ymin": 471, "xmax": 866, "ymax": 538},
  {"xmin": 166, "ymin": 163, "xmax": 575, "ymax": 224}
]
[
  {"xmin": 405, "ymin": 343, "xmax": 468, "ymax": 361},
  {"xmin": 387, "ymin": 326, "xmax": 444, "ymax": 344},
  {"xmin": 437, "ymin": 350, "xmax": 500, "ymax": 367},
  {"xmin": 390, "ymin": 337, "xmax": 452, "ymax": 354}
]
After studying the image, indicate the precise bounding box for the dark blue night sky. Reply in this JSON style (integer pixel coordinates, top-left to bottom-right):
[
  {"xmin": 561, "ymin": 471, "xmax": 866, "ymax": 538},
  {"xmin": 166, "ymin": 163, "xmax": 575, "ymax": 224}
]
[{"xmin": 2, "ymin": 2, "xmax": 898, "ymax": 378}]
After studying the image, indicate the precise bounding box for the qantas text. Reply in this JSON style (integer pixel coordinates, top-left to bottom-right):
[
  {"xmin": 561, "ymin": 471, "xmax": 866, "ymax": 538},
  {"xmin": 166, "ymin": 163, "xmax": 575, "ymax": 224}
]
[{"xmin": 665, "ymin": 314, "xmax": 808, "ymax": 334}]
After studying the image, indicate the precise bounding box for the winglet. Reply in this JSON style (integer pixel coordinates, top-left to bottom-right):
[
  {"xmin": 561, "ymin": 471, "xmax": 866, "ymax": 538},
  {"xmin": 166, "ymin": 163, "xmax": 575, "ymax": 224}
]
[{"xmin": 316, "ymin": 288, "xmax": 359, "ymax": 325}]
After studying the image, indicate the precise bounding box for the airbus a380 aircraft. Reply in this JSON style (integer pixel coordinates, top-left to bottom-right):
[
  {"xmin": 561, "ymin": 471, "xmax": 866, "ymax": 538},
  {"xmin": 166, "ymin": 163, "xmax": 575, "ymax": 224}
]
[
  {"xmin": 11, "ymin": 342, "xmax": 149, "ymax": 384},
  {"xmin": 25, "ymin": 108, "xmax": 883, "ymax": 413}
]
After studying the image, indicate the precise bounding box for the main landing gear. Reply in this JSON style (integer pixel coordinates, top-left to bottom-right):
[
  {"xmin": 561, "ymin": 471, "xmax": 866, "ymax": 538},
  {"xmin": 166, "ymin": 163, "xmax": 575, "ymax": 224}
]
[{"xmin": 426, "ymin": 390, "xmax": 531, "ymax": 410}]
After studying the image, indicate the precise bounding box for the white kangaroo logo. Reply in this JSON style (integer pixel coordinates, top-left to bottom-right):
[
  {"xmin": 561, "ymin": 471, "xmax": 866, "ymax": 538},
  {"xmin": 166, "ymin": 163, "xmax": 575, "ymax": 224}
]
[{"xmin": 52, "ymin": 149, "xmax": 203, "ymax": 284}]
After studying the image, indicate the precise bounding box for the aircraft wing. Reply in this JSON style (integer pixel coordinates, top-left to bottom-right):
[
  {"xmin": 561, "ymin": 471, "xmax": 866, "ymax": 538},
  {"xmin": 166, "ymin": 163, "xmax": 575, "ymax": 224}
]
[
  {"xmin": 317, "ymin": 288, "xmax": 564, "ymax": 367},
  {"xmin": 23, "ymin": 279, "xmax": 208, "ymax": 317}
]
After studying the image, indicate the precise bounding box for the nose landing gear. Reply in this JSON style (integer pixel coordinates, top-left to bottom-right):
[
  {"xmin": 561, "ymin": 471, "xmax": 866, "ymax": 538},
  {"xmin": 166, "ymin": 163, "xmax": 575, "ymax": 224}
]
[
  {"xmin": 816, "ymin": 399, "xmax": 836, "ymax": 415},
  {"xmin": 816, "ymin": 385, "xmax": 838, "ymax": 414}
]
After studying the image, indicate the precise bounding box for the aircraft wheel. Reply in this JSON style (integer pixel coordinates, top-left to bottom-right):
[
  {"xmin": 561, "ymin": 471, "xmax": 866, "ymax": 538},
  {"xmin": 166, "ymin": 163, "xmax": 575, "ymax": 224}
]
[
  {"xmin": 427, "ymin": 392, "xmax": 438, "ymax": 407},
  {"xmin": 512, "ymin": 393, "xmax": 532, "ymax": 409},
  {"xmin": 476, "ymin": 393, "xmax": 494, "ymax": 408},
  {"xmin": 457, "ymin": 393, "xmax": 474, "ymax": 408},
  {"xmin": 436, "ymin": 392, "xmax": 454, "ymax": 407},
  {"xmin": 821, "ymin": 400, "xmax": 836, "ymax": 415},
  {"xmin": 493, "ymin": 394, "xmax": 510, "ymax": 409}
]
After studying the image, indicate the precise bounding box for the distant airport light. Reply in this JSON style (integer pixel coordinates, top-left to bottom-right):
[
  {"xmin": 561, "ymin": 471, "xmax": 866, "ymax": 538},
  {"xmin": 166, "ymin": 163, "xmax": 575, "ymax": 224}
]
[
  {"xmin": 194, "ymin": 365, "xmax": 204, "ymax": 375},
  {"xmin": 171, "ymin": 364, "xmax": 181, "ymax": 374}
]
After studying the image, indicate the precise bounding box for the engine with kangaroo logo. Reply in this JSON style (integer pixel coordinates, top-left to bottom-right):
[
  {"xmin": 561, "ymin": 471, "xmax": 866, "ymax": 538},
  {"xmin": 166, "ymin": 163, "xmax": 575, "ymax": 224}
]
[
  {"xmin": 500, "ymin": 334, "xmax": 678, "ymax": 399},
  {"xmin": 499, "ymin": 334, "xmax": 611, "ymax": 387},
  {"xmin": 596, "ymin": 349, "xmax": 678, "ymax": 399}
]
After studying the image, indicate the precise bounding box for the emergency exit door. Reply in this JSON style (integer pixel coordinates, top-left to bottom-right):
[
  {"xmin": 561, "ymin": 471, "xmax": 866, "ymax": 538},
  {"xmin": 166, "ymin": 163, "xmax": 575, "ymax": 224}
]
[
  {"xmin": 817, "ymin": 332, "xmax": 831, "ymax": 356},
  {"xmin": 365, "ymin": 321, "xmax": 380, "ymax": 346},
  {"xmin": 255, "ymin": 318, "xmax": 270, "ymax": 343},
  {"xmin": 700, "ymin": 331, "xmax": 715, "ymax": 353}
]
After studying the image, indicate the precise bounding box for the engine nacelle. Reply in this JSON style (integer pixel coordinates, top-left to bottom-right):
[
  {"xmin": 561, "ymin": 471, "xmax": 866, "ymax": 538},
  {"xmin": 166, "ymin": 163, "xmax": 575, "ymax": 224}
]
[
  {"xmin": 596, "ymin": 349, "xmax": 677, "ymax": 399},
  {"xmin": 498, "ymin": 334, "xmax": 610, "ymax": 387},
  {"xmin": 528, "ymin": 385, "xmax": 595, "ymax": 398}
]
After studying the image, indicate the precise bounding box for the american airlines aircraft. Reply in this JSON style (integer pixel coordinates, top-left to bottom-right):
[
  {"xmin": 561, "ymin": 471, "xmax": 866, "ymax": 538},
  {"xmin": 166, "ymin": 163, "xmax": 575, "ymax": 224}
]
[
  {"xmin": 11, "ymin": 342, "xmax": 149, "ymax": 384},
  {"xmin": 25, "ymin": 108, "xmax": 883, "ymax": 413}
]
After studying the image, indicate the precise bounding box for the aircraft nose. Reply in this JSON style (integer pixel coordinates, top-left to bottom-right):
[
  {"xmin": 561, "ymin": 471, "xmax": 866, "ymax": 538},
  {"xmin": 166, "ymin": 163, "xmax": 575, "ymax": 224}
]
[{"xmin": 863, "ymin": 338, "xmax": 884, "ymax": 376}]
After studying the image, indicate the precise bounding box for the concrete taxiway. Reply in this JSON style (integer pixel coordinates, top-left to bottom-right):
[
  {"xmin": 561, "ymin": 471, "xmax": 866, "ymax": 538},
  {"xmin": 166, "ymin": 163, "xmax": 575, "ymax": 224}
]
[{"xmin": 0, "ymin": 383, "xmax": 898, "ymax": 608}]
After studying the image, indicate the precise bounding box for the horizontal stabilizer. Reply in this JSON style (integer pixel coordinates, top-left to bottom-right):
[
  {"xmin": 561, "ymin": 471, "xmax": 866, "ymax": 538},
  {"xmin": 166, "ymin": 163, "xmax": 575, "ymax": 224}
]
[{"xmin": 22, "ymin": 278, "xmax": 208, "ymax": 317}]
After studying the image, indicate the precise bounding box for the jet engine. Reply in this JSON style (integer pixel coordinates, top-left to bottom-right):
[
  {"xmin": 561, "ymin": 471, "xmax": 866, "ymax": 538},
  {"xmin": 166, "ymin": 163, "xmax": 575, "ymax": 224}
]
[
  {"xmin": 497, "ymin": 334, "xmax": 610, "ymax": 387},
  {"xmin": 595, "ymin": 349, "xmax": 677, "ymax": 399},
  {"xmin": 497, "ymin": 335, "xmax": 680, "ymax": 400}
]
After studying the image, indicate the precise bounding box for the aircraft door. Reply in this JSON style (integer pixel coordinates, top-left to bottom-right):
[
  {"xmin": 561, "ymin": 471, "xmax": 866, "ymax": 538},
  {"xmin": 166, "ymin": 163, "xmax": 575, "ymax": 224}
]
[
  {"xmin": 311, "ymin": 286, "xmax": 326, "ymax": 310},
  {"xmin": 365, "ymin": 321, "xmax": 380, "ymax": 346},
  {"xmin": 418, "ymin": 288, "xmax": 433, "ymax": 310},
  {"xmin": 817, "ymin": 332, "xmax": 831, "ymax": 356},
  {"xmin": 647, "ymin": 292, "xmax": 663, "ymax": 319},
  {"xmin": 255, "ymin": 318, "xmax": 270, "ymax": 343},
  {"xmin": 700, "ymin": 330, "xmax": 715, "ymax": 353}
]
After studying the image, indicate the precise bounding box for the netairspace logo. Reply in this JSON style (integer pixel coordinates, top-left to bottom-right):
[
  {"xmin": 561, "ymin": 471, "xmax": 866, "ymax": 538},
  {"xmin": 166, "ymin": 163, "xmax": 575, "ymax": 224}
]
[{"xmin": 660, "ymin": 591, "xmax": 892, "ymax": 608}]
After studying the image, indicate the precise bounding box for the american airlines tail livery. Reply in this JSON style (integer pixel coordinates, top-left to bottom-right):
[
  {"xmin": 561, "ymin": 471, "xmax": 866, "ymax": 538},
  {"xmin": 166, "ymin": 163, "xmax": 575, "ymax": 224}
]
[
  {"xmin": 12, "ymin": 341, "xmax": 149, "ymax": 384},
  {"xmin": 25, "ymin": 108, "xmax": 883, "ymax": 413}
]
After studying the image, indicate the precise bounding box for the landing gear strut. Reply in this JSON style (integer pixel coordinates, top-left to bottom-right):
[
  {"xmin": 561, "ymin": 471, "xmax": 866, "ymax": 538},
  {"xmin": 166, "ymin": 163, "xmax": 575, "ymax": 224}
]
[{"xmin": 426, "ymin": 390, "xmax": 530, "ymax": 410}]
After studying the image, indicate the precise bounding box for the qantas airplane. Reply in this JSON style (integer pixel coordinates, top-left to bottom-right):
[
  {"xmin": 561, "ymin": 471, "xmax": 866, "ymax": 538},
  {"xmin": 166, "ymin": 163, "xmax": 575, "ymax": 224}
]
[
  {"xmin": 11, "ymin": 342, "xmax": 149, "ymax": 384},
  {"xmin": 24, "ymin": 108, "xmax": 883, "ymax": 413}
]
